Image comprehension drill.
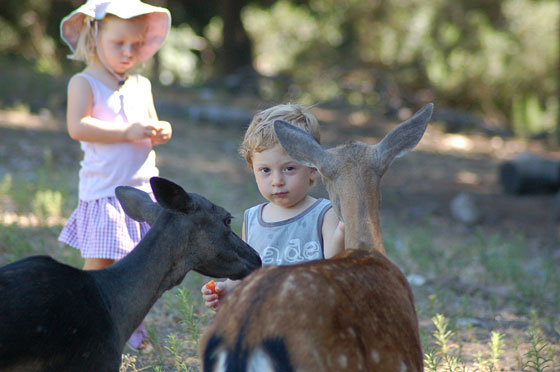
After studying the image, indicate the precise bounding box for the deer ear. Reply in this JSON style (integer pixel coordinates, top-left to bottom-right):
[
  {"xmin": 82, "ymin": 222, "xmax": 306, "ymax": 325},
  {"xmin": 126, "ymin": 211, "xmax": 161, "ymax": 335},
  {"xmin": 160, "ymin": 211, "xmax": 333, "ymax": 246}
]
[
  {"xmin": 376, "ymin": 103, "xmax": 433, "ymax": 175},
  {"xmin": 150, "ymin": 177, "xmax": 194, "ymax": 213},
  {"xmin": 115, "ymin": 185, "xmax": 161, "ymax": 225},
  {"xmin": 274, "ymin": 120, "xmax": 336, "ymax": 176}
]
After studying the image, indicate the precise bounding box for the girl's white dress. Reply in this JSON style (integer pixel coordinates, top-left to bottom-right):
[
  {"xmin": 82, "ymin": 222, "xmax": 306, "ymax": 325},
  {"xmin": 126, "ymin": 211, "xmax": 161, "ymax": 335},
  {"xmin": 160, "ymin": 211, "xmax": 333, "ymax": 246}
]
[{"xmin": 59, "ymin": 72, "xmax": 158, "ymax": 259}]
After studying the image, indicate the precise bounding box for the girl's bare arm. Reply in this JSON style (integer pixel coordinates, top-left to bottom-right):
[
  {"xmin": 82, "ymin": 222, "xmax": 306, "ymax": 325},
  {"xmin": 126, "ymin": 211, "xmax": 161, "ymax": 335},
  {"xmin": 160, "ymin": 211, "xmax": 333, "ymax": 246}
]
[{"xmin": 66, "ymin": 75, "xmax": 158, "ymax": 143}]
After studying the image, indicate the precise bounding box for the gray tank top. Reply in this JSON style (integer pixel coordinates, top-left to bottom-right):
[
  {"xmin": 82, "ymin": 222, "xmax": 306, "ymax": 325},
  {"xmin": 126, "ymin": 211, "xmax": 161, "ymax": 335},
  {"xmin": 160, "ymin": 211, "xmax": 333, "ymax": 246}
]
[{"xmin": 244, "ymin": 199, "xmax": 332, "ymax": 266}]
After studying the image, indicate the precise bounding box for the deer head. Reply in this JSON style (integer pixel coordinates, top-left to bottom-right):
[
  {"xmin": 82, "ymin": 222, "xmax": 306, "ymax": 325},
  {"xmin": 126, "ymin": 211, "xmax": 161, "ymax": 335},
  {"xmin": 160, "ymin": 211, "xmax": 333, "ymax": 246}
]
[
  {"xmin": 274, "ymin": 103, "xmax": 433, "ymax": 253},
  {"xmin": 116, "ymin": 177, "xmax": 262, "ymax": 280}
]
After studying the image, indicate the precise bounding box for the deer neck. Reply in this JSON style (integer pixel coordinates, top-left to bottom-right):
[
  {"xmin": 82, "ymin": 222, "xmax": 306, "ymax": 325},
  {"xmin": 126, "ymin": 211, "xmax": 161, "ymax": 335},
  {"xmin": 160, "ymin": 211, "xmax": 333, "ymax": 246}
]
[
  {"xmin": 92, "ymin": 225, "xmax": 193, "ymax": 344},
  {"xmin": 340, "ymin": 187, "xmax": 386, "ymax": 254}
]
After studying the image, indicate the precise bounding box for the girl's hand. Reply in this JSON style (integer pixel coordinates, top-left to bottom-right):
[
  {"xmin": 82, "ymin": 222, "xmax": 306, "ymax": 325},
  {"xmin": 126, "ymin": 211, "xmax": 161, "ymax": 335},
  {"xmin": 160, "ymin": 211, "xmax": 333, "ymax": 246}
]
[
  {"xmin": 150, "ymin": 120, "xmax": 172, "ymax": 146},
  {"xmin": 125, "ymin": 121, "xmax": 158, "ymax": 142},
  {"xmin": 201, "ymin": 280, "xmax": 228, "ymax": 310}
]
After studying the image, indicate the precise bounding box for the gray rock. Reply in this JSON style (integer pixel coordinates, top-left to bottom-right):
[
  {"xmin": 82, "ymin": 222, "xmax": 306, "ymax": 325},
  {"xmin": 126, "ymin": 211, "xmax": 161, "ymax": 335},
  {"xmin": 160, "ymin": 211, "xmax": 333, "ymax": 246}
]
[{"xmin": 450, "ymin": 192, "xmax": 480, "ymax": 225}]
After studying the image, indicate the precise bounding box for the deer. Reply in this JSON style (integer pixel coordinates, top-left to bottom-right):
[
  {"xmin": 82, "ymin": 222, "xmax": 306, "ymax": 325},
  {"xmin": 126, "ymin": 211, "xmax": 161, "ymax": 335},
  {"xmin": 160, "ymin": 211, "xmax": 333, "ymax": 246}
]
[
  {"xmin": 199, "ymin": 103, "xmax": 433, "ymax": 372},
  {"xmin": 0, "ymin": 177, "xmax": 262, "ymax": 372}
]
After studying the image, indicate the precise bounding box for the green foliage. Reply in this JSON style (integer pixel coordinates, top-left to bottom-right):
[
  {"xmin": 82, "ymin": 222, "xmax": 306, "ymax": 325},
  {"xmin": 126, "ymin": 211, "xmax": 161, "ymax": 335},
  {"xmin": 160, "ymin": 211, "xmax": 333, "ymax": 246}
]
[
  {"xmin": 0, "ymin": 56, "xmax": 68, "ymax": 112},
  {"xmin": 0, "ymin": 224, "xmax": 35, "ymax": 262},
  {"xmin": 242, "ymin": 0, "xmax": 559, "ymax": 137},
  {"xmin": 32, "ymin": 189, "xmax": 63, "ymax": 223},
  {"xmin": 473, "ymin": 232, "xmax": 560, "ymax": 314},
  {"xmin": 1, "ymin": 0, "xmax": 559, "ymax": 137},
  {"xmin": 432, "ymin": 313, "xmax": 455, "ymax": 355},
  {"xmin": 174, "ymin": 287, "xmax": 204, "ymax": 340},
  {"xmin": 164, "ymin": 333, "xmax": 191, "ymax": 372},
  {"xmin": 0, "ymin": 173, "xmax": 11, "ymax": 195},
  {"xmin": 425, "ymin": 314, "xmax": 466, "ymax": 372},
  {"xmin": 158, "ymin": 24, "xmax": 205, "ymax": 86},
  {"xmin": 0, "ymin": 157, "xmax": 80, "ymax": 266},
  {"xmin": 426, "ymin": 314, "xmax": 508, "ymax": 372},
  {"xmin": 387, "ymin": 219, "xmax": 560, "ymax": 320},
  {"xmin": 523, "ymin": 322, "xmax": 553, "ymax": 372},
  {"xmin": 489, "ymin": 331, "xmax": 505, "ymax": 368},
  {"xmin": 512, "ymin": 94, "xmax": 557, "ymax": 138}
]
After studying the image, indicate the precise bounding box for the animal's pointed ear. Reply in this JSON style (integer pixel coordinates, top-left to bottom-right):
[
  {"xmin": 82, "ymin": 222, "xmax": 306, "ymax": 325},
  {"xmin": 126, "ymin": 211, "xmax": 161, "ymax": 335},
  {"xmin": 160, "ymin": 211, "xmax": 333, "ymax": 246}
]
[
  {"xmin": 274, "ymin": 120, "xmax": 336, "ymax": 176},
  {"xmin": 376, "ymin": 103, "xmax": 433, "ymax": 175},
  {"xmin": 115, "ymin": 186, "xmax": 161, "ymax": 225},
  {"xmin": 150, "ymin": 177, "xmax": 194, "ymax": 212}
]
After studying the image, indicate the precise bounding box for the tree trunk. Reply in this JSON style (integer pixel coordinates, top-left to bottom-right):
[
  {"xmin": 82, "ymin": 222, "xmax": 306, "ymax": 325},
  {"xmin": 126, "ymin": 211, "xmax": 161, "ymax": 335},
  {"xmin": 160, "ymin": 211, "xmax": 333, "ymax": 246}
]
[
  {"xmin": 217, "ymin": 0, "xmax": 253, "ymax": 76},
  {"xmin": 557, "ymin": 14, "xmax": 560, "ymax": 142}
]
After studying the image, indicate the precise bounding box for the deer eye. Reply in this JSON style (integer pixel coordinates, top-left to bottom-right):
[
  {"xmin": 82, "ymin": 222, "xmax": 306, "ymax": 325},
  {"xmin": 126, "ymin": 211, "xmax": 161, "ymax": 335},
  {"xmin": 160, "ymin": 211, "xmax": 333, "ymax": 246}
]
[{"xmin": 224, "ymin": 216, "xmax": 232, "ymax": 227}]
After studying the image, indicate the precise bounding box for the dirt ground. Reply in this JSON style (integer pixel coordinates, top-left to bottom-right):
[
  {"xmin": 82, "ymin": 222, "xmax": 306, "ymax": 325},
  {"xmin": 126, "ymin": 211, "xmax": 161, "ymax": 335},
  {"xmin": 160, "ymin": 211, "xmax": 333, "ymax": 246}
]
[
  {"xmin": 0, "ymin": 93, "xmax": 559, "ymax": 370},
  {"xmin": 2, "ymin": 97, "xmax": 557, "ymax": 248}
]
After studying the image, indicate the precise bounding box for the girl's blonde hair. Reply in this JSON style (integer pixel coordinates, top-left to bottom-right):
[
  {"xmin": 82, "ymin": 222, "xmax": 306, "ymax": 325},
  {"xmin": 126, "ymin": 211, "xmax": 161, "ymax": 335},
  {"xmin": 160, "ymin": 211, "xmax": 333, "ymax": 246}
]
[
  {"xmin": 240, "ymin": 103, "xmax": 320, "ymax": 168},
  {"xmin": 68, "ymin": 16, "xmax": 97, "ymax": 63},
  {"xmin": 68, "ymin": 14, "xmax": 148, "ymax": 64}
]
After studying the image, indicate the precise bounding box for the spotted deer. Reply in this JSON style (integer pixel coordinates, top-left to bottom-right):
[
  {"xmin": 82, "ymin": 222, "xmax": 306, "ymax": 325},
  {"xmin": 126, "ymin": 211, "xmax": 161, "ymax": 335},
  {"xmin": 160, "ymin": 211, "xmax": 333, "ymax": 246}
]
[
  {"xmin": 0, "ymin": 177, "xmax": 261, "ymax": 372},
  {"xmin": 199, "ymin": 104, "xmax": 433, "ymax": 372}
]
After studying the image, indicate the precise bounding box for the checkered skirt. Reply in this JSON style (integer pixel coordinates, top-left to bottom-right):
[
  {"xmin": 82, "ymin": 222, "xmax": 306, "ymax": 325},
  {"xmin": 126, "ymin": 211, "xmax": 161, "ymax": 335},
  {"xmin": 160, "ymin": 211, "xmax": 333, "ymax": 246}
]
[{"xmin": 58, "ymin": 196, "xmax": 151, "ymax": 260}]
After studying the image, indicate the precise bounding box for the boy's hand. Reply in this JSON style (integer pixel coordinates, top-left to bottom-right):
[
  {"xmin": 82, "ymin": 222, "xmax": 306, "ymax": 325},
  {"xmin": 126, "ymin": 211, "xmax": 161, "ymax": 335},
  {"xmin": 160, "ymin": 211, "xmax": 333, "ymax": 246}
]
[
  {"xmin": 334, "ymin": 221, "xmax": 345, "ymax": 241},
  {"xmin": 201, "ymin": 280, "xmax": 227, "ymax": 310}
]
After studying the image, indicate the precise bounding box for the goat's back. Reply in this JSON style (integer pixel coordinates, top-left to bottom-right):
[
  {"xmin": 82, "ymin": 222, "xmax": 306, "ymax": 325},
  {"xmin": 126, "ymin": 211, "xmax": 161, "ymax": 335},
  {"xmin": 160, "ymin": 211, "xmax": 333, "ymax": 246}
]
[
  {"xmin": 0, "ymin": 256, "xmax": 119, "ymax": 371},
  {"xmin": 200, "ymin": 249, "xmax": 422, "ymax": 372}
]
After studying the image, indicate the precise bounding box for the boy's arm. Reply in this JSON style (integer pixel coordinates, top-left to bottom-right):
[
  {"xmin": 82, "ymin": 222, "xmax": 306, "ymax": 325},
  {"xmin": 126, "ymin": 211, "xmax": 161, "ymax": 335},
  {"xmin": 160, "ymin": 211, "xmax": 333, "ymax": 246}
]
[
  {"xmin": 322, "ymin": 208, "xmax": 345, "ymax": 258},
  {"xmin": 201, "ymin": 279, "xmax": 240, "ymax": 309}
]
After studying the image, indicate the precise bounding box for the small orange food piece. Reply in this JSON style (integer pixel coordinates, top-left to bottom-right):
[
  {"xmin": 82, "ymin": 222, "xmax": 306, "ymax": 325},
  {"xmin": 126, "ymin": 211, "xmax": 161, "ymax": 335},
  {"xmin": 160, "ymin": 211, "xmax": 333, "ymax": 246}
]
[{"xmin": 205, "ymin": 280, "xmax": 216, "ymax": 294}]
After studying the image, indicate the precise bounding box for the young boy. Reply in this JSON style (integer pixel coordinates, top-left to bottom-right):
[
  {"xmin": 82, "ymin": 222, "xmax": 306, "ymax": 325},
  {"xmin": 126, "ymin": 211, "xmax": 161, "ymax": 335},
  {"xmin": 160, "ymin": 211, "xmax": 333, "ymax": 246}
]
[{"xmin": 202, "ymin": 103, "xmax": 345, "ymax": 309}]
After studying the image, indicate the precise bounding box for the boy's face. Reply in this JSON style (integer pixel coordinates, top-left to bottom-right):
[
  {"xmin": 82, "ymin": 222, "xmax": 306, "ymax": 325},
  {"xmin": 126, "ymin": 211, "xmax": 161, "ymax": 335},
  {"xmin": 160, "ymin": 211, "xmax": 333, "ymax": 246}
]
[{"xmin": 251, "ymin": 144, "xmax": 317, "ymax": 209}]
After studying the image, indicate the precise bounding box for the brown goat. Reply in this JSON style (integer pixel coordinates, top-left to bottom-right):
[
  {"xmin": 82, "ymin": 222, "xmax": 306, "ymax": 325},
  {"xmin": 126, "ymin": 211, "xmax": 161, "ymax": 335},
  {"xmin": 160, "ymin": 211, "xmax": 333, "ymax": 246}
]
[{"xmin": 199, "ymin": 104, "xmax": 433, "ymax": 372}]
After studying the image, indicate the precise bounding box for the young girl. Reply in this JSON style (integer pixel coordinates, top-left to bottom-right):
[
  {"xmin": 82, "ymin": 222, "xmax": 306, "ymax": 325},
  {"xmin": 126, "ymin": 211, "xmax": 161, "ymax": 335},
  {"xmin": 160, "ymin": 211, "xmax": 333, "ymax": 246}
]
[
  {"xmin": 58, "ymin": 0, "xmax": 172, "ymax": 350},
  {"xmin": 201, "ymin": 104, "xmax": 345, "ymax": 309}
]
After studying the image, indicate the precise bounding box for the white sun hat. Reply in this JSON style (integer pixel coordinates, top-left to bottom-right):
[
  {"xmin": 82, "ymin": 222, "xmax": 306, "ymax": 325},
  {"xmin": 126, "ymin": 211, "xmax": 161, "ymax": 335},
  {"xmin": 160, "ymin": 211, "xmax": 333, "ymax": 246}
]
[{"xmin": 60, "ymin": 0, "xmax": 171, "ymax": 63}]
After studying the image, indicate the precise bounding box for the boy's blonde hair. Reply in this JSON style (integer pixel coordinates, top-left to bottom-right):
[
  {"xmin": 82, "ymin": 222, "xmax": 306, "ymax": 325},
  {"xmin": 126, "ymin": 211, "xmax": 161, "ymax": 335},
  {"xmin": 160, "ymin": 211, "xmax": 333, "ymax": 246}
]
[
  {"xmin": 68, "ymin": 14, "xmax": 148, "ymax": 64},
  {"xmin": 240, "ymin": 104, "xmax": 320, "ymax": 168}
]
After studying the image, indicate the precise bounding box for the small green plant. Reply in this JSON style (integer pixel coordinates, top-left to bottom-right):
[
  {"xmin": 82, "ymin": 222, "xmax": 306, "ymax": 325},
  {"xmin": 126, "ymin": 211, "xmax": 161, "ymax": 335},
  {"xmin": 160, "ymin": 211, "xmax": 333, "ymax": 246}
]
[
  {"xmin": 474, "ymin": 331, "xmax": 505, "ymax": 372},
  {"xmin": 426, "ymin": 314, "xmax": 510, "ymax": 372},
  {"xmin": 424, "ymin": 349, "xmax": 442, "ymax": 372},
  {"xmin": 523, "ymin": 330, "xmax": 552, "ymax": 372},
  {"xmin": 165, "ymin": 333, "xmax": 190, "ymax": 372},
  {"xmin": 175, "ymin": 287, "xmax": 203, "ymax": 340},
  {"xmin": 441, "ymin": 352, "xmax": 468, "ymax": 372},
  {"xmin": 488, "ymin": 331, "xmax": 504, "ymax": 370},
  {"xmin": 432, "ymin": 313, "xmax": 455, "ymax": 354},
  {"xmin": 145, "ymin": 323, "xmax": 165, "ymax": 363},
  {"xmin": 427, "ymin": 314, "xmax": 469, "ymax": 372}
]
